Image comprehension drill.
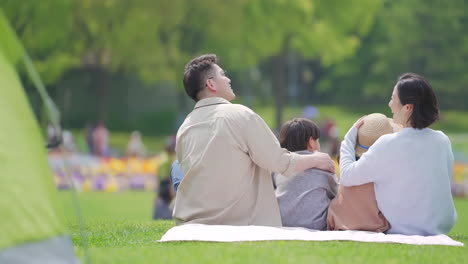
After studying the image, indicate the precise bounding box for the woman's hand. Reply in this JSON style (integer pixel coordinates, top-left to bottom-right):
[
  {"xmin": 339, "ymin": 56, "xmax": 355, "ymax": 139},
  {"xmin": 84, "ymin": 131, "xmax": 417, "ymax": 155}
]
[{"xmin": 354, "ymin": 116, "xmax": 366, "ymax": 129}]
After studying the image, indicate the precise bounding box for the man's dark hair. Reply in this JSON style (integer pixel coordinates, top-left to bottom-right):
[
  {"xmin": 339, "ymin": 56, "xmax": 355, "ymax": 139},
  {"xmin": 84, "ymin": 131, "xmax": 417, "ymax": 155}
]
[
  {"xmin": 183, "ymin": 54, "xmax": 218, "ymax": 101},
  {"xmin": 278, "ymin": 118, "xmax": 320, "ymax": 152},
  {"xmin": 396, "ymin": 73, "xmax": 439, "ymax": 129}
]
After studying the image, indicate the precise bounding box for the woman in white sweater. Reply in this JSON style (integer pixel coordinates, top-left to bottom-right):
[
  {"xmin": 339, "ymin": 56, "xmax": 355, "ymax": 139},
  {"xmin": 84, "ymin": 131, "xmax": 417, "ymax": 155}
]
[{"xmin": 340, "ymin": 73, "xmax": 457, "ymax": 235}]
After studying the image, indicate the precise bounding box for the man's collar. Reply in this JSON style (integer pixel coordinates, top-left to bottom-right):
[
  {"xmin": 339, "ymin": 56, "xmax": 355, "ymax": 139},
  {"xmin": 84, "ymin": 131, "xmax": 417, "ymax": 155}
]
[{"xmin": 194, "ymin": 97, "xmax": 231, "ymax": 109}]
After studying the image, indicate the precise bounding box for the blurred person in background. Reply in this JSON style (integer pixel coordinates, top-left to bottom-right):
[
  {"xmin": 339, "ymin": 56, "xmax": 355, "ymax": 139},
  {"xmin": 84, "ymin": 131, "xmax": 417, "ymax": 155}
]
[
  {"xmin": 92, "ymin": 121, "xmax": 109, "ymax": 156},
  {"xmin": 153, "ymin": 136, "xmax": 176, "ymax": 220},
  {"xmin": 62, "ymin": 130, "xmax": 77, "ymax": 152},
  {"xmin": 339, "ymin": 73, "xmax": 457, "ymax": 235},
  {"xmin": 126, "ymin": 131, "xmax": 147, "ymax": 157},
  {"xmin": 85, "ymin": 123, "xmax": 95, "ymax": 154},
  {"xmin": 320, "ymin": 118, "xmax": 340, "ymax": 158},
  {"xmin": 152, "ymin": 179, "xmax": 174, "ymax": 220},
  {"xmin": 170, "ymin": 160, "xmax": 183, "ymax": 193}
]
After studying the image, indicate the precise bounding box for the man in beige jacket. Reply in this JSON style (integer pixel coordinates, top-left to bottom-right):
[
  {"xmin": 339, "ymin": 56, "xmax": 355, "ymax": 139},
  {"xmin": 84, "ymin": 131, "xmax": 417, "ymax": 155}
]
[{"xmin": 174, "ymin": 54, "xmax": 335, "ymax": 226}]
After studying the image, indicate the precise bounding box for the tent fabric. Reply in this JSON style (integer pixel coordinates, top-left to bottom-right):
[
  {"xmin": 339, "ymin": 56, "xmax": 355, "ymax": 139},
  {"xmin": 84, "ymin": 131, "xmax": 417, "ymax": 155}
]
[
  {"xmin": 0, "ymin": 235, "xmax": 78, "ymax": 264},
  {"xmin": 0, "ymin": 9, "xmax": 22, "ymax": 66},
  {"xmin": 0, "ymin": 33, "xmax": 68, "ymax": 250},
  {"xmin": 159, "ymin": 224, "xmax": 464, "ymax": 247}
]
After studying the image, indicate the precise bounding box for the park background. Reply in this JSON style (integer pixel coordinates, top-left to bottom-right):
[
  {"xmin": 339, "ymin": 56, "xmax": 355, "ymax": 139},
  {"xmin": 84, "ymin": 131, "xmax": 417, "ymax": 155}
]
[{"xmin": 2, "ymin": 0, "xmax": 468, "ymax": 263}]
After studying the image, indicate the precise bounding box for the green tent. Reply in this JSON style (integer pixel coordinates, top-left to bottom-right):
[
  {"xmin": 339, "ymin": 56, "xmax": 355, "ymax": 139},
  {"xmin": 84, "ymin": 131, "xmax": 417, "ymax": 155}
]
[{"xmin": 0, "ymin": 10, "xmax": 78, "ymax": 263}]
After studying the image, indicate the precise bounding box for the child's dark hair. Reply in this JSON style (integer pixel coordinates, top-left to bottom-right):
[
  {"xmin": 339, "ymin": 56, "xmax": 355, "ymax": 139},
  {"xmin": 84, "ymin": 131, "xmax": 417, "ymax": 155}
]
[{"xmin": 278, "ymin": 118, "xmax": 320, "ymax": 152}]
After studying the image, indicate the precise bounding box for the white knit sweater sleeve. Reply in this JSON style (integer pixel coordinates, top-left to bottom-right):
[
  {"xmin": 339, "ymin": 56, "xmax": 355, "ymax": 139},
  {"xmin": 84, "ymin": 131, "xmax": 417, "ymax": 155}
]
[
  {"xmin": 339, "ymin": 126, "xmax": 386, "ymax": 186},
  {"xmin": 445, "ymin": 133, "xmax": 455, "ymax": 181}
]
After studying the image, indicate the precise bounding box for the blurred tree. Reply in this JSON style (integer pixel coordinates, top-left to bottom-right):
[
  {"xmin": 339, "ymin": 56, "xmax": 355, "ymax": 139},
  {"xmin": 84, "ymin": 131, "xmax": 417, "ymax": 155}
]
[
  {"xmin": 239, "ymin": 0, "xmax": 382, "ymax": 130},
  {"xmin": 0, "ymin": 0, "xmax": 78, "ymax": 84},
  {"xmin": 4, "ymin": 0, "xmax": 468, "ymax": 134},
  {"xmin": 169, "ymin": 0, "xmax": 252, "ymax": 115},
  {"xmin": 71, "ymin": 0, "xmax": 186, "ymax": 120},
  {"xmin": 2, "ymin": 0, "xmax": 187, "ymax": 121},
  {"xmin": 319, "ymin": 0, "xmax": 468, "ymax": 109},
  {"xmin": 1, "ymin": 0, "xmax": 77, "ymax": 129}
]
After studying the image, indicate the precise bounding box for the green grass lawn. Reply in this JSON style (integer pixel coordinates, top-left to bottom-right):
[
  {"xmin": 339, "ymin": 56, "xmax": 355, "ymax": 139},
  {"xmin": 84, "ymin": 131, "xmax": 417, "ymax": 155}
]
[{"xmin": 60, "ymin": 192, "xmax": 467, "ymax": 264}]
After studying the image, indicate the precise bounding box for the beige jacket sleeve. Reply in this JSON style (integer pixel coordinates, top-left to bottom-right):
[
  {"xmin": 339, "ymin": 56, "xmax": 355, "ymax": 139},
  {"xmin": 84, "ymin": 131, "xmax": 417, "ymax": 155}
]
[{"xmin": 241, "ymin": 112, "xmax": 298, "ymax": 177}]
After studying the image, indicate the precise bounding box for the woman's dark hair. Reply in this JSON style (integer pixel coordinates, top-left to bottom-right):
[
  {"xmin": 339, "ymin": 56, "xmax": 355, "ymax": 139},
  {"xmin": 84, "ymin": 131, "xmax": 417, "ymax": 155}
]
[
  {"xmin": 396, "ymin": 73, "xmax": 439, "ymax": 129},
  {"xmin": 278, "ymin": 118, "xmax": 320, "ymax": 152},
  {"xmin": 183, "ymin": 54, "xmax": 218, "ymax": 101}
]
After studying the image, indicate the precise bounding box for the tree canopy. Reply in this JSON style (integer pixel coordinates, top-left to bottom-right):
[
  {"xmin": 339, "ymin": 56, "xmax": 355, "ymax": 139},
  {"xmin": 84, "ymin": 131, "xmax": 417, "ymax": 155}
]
[{"xmin": 1, "ymin": 0, "xmax": 467, "ymax": 133}]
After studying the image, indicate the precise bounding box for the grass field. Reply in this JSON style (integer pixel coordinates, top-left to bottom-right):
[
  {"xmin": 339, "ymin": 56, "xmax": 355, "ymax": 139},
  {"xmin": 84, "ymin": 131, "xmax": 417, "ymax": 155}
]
[{"xmin": 60, "ymin": 192, "xmax": 467, "ymax": 264}]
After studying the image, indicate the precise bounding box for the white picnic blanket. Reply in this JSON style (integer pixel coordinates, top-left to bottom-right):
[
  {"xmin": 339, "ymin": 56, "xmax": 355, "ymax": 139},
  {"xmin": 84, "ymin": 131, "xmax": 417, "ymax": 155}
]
[{"xmin": 159, "ymin": 224, "xmax": 464, "ymax": 246}]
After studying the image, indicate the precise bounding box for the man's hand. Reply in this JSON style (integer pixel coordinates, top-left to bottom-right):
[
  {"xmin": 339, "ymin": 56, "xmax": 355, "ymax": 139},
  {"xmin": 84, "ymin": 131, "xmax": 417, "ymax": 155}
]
[
  {"xmin": 293, "ymin": 151, "xmax": 336, "ymax": 174},
  {"xmin": 311, "ymin": 151, "xmax": 336, "ymax": 173}
]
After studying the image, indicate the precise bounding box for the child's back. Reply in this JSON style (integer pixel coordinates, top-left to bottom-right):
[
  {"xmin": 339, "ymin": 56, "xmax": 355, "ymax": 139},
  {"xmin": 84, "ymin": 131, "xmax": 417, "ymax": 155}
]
[
  {"xmin": 276, "ymin": 118, "xmax": 338, "ymax": 230},
  {"xmin": 276, "ymin": 151, "xmax": 337, "ymax": 230}
]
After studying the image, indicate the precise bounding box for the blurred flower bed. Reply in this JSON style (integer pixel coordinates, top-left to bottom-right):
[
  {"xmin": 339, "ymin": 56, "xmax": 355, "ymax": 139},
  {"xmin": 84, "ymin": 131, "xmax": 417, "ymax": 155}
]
[
  {"xmin": 48, "ymin": 151, "xmax": 167, "ymax": 192},
  {"xmin": 452, "ymin": 163, "xmax": 468, "ymax": 197},
  {"xmin": 48, "ymin": 151, "xmax": 468, "ymax": 196}
]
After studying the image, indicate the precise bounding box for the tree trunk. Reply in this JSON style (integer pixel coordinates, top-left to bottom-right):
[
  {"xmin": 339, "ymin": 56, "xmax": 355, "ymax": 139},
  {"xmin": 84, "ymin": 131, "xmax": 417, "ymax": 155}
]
[
  {"xmin": 273, "ymin": 37, "xmax": 291, "ymax": 132},
  {"xmin": 303, "ymin": 59, "xmax": 324, "ymax": 104},
  {"xmin": 95, "ymin": 68, "xmax": 109, "ymax": 122},
  {"xmin": 176, "ymin": 87, "xmax": 188, "ymax": 128}
]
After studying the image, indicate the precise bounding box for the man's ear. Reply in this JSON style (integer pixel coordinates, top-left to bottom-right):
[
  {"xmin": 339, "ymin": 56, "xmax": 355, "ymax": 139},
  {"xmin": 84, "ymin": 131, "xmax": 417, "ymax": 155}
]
[{"xmin": 205, "ymin": 78, "xmax": 216, "ymax": 93}]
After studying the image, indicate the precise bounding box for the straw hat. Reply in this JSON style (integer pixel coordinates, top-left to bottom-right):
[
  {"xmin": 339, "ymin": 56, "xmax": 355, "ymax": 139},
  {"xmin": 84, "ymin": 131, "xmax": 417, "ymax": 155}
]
[{"xmin": 355, "ymin": 113, "xmax": 402, "ymax": 157}]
